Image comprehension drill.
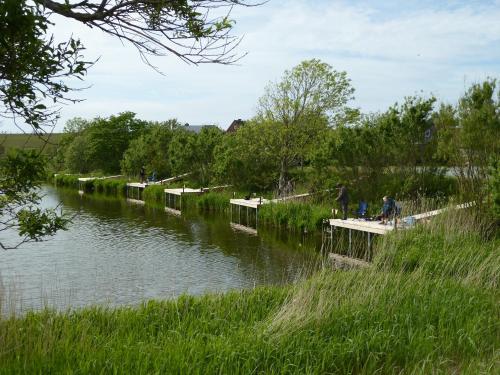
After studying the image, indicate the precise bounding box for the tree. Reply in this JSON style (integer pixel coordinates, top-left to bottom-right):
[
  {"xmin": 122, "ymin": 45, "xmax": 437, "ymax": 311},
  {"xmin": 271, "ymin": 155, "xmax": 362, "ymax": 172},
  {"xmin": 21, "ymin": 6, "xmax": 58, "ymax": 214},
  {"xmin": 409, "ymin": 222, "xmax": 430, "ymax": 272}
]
[
  {"xmin": 0, "ymin": 150, "xmax": 68, "ymax": 250},
  {"xmin": 1, "ymin": 0, "xmax": 254, "ymax": 248},
  {"xmin": 169, "ymin": 126, "xmax": 224, "ymax": 186},
  {"xmin": 213, "ymin": 120, "xmax": 281, "ymax": 192},
  {"xmin": 435, "ymin": 79, "xmax": 500, "ymax": 200},
  {"xmin": 121, "ymin": 120, "xmax": 180, "ymax": 178},
  {"xmin": 2, "ymin": 0, "xmax": 254, "ymax": 131},
  {"xmin": 255, "ymin": 59, "xmax": 355, "ymax": 196},
  {"xmin": 1, "ymin": 0, "xmax": 90, "ymax": 131},
  {"xmin": 61, "ymin": 112, "xmax": 148, "ymax": 174}
]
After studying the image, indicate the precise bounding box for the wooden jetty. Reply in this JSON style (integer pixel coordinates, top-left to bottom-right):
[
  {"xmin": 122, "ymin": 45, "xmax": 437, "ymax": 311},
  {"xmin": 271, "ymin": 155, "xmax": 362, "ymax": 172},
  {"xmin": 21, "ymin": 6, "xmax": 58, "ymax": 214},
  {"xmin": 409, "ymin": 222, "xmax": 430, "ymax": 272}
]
[
  {"xmin": 229, "ymin": 197, "xmax": 269, "ymax": 232},
  {"xmin": 327, "ymin": 201, "xmax": 474, "ymax": 259},
  {"xmin": 229, "ymin": 193, "xmax": 312, "ymax": 233},
  {"xmin": 126, "ymin": 182, "xmax": 147, "ymax": 202},
  {"xmin": 164, "ymin": 187, "xmax": 204, "ymax": 214}
]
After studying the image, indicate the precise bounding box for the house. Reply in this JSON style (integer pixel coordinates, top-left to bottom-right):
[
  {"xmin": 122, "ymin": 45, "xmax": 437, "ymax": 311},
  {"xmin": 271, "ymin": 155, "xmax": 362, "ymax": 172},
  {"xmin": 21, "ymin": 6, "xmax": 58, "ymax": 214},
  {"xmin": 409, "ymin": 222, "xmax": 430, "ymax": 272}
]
[
  {"xmin": 226, "ymin": 119, "xmax": 245, "ymax": 133},
  {"xmin": 182, "ymin": 123, "xmax": 217, "ymax": 134}
]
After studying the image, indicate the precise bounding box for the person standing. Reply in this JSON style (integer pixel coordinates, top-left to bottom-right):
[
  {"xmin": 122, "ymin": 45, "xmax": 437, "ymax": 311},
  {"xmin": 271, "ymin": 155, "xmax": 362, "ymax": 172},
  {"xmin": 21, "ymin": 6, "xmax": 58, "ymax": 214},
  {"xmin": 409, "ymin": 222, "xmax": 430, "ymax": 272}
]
[
  {"xmin": 335, "ymin": 183, "xmax": 349, "ymax": 220},
  {"xmin": 140, "ymin": 165, "xmax": 146, "ymax": 184}
]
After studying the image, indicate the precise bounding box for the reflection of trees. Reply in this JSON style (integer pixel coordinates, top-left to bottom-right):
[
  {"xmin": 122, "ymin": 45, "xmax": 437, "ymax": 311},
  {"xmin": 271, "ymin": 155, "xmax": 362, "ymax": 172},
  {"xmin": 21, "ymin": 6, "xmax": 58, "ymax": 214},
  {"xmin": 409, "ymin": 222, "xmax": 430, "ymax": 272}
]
[{"xmin": 56, "ymin": 188, "xmax": 318, "ymax": 283}]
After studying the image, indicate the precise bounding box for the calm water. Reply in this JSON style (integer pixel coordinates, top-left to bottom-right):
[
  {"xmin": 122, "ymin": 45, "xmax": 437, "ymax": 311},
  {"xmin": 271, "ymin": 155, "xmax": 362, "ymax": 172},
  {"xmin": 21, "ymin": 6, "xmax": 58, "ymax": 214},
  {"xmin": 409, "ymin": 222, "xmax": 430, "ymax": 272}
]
[{"xmin": 0, "ymin": 187, "xmax": 318, "ymax": 313}]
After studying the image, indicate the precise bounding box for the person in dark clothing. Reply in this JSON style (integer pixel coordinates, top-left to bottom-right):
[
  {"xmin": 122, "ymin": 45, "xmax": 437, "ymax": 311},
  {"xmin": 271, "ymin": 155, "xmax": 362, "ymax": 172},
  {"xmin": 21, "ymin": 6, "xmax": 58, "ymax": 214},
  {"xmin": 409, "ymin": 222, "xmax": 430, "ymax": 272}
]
[
  {"xmin": 380, "ymin": 195, "xmax": 395, "ymax": 224},
  {"xmin": 335, "ymin": 183, "xmax": 349, "ymax": 220},
  {"xmin": 140, "ymin": 165, "xmax": 146, "ymax": 184}
]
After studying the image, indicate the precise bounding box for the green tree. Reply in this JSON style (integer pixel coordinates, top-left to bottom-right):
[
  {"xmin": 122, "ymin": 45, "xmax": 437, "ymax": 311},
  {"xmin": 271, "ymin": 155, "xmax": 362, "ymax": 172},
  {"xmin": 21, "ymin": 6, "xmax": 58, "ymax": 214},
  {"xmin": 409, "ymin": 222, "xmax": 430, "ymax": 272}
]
[
  {"xmin": 121, "ymin": 120, "xmax": 179, "ymax": 179},
  {"xmin": 213, "ymin": 121, "xmax": 280, "ymax": 192},
  {"xmin": 255, "ymin": 59, "xmax": 355, "ymax": 196},
  {"xmin": 169, "ymin": 126, "xmax": 224, "ymax": 186},
  {"xmin": 61, "ymin": 112, "xmax": 148, "ymax": 174},
  {"xmin": 1, "ymin": 0, "xmax": 254, "ymax": 248},
  {"xmin": 435, "ymin": 79, "xmax": 500, "ymax": 200},
  {"xmin": 0, "ymin": 150, "xmax": 68, "ymax": 250}
]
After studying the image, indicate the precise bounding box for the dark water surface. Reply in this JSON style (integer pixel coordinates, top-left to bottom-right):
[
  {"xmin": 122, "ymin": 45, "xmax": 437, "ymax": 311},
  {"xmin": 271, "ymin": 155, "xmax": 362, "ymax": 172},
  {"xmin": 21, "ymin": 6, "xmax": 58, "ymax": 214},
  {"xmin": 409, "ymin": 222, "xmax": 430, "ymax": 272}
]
[{"xmin": 0, "ymin": 187, "xmax": 318, "ymax": 312}]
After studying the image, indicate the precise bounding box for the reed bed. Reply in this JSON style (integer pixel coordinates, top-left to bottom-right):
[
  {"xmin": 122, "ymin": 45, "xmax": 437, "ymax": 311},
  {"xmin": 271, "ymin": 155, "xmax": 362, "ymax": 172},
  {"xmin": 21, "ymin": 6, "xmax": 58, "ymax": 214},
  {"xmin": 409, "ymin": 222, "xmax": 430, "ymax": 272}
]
[{"xmin": 258, "ymin": 202, "xmax": 331, "ymax": 232}]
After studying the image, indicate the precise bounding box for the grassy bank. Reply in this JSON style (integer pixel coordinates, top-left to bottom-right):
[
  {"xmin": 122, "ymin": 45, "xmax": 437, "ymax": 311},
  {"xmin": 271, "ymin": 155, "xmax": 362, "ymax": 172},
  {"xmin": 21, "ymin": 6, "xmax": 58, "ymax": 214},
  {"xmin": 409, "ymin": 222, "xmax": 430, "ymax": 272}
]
[
  {"xmin": 0, "ymin": 133, "xmax": 62, "ymax": 155},
  {"xmin": 1, "ymin": 211, "xmax": 498, "ymax": 373}
]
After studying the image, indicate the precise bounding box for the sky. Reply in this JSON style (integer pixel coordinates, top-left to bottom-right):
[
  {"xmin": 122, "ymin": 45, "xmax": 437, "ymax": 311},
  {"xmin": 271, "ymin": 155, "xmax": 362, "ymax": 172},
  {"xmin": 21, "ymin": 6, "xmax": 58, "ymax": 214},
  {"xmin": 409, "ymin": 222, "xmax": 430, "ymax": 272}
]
[{"xmin": 3, "ymin": 0, "xmax": 500, "ymax": 132}]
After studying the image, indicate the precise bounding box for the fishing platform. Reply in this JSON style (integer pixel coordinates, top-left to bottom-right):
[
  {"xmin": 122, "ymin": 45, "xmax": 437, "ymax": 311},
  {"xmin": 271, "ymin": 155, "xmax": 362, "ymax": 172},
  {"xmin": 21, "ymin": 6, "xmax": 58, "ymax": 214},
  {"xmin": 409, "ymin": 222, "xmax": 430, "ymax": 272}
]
[
  {"xmin": 126, "ymin": 182, "xmax": 148, "ymax": 204},
  {"xmin": 229, "ymin": 197, "xmax": 270, "ymax": 234},
  {"xmin": 164, "ymin": 187, "xmax": 204, "ymax": 214},
  {"xmin": 326, "ymin": 201, "xmax": 474, "ymax": 261},
  {"xmin": 229, "ymin": 193, "xmax": 312, "ymax": 234}
]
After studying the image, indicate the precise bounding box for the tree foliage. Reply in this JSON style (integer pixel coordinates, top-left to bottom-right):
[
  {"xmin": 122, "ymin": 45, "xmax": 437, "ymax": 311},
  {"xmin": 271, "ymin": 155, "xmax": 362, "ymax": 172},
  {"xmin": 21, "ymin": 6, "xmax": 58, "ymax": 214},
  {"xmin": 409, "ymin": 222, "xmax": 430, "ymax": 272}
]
[
  {"xmin": 121, "ymin": 120, "xmax": 180, "ymax": 178},
  {"xmin": 35, "ymin": 0, "xmax": 253, "ymax": 66},
  {"xmin": 435, "ymin": 79, "xmax": 500, "ymax": 201},
  {"xmin": 0, "ymin": 150, "xmax": 68, "ymax": 250},
  {"xmin": 0, "ymin": 0, "xmax": 90, "ymax": 130},
  {"xmin": 255, "ymin": 59, "xmax": 355, "ymax": 196},
  {"xmin": 169, "ymin": 126, "xmax": 224, "ymax": 185}
]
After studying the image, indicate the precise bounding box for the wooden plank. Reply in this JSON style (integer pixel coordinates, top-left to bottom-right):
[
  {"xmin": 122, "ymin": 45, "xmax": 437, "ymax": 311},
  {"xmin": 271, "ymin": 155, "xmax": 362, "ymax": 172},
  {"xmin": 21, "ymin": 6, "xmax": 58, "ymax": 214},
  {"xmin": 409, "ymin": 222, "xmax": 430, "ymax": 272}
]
[
  {"xmin": 229, "ymin": 198, "xmax": 267, "ymax": 209},
  {"xmin": 164, "ymin": 187, "xmax": 203, "ymax": 196},
  {"xmin": 127, "ymin": 183, "xmax": 147, "ymax": 188},
  {"xmin": 329, "ymin": 219, "xmax": 393, "ymax": 235}
]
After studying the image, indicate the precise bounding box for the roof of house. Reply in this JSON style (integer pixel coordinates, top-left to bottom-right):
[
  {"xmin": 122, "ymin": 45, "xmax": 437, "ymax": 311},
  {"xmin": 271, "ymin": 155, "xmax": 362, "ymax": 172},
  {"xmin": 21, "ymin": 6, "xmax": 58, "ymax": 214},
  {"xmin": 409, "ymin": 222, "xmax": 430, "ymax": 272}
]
[
  {"xmin": 182, "ymin": 124, "xmax": 217, "ymax": 134},
  {"xmin": 226, "ymin": 119, "xmax": 245, "ymax": 133}
]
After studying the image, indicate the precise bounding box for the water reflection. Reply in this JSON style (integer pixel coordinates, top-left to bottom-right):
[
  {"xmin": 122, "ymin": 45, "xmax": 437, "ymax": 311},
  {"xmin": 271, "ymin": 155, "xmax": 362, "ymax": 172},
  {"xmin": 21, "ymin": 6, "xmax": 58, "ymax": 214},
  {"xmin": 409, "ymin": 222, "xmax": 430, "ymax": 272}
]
[{"xmin": 0, "ymin": 186, "xmax": 318, "ymax": 313}]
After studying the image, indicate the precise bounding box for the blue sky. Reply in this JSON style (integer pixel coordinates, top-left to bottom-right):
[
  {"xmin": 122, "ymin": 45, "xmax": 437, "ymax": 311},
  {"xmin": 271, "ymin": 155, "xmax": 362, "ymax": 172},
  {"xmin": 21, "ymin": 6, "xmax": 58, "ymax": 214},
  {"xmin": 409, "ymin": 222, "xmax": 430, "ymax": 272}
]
[{"xmin": 3, "ymin": 0, "xmax": 500, "ymax": 132}]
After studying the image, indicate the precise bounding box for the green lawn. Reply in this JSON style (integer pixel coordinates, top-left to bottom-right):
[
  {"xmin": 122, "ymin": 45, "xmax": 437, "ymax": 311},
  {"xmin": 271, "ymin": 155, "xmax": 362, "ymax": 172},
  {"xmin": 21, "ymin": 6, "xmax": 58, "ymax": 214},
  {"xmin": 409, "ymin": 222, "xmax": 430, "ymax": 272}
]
[{"xmin": 0, "ymin": 133, "xmax": 63, "ymax": 155}]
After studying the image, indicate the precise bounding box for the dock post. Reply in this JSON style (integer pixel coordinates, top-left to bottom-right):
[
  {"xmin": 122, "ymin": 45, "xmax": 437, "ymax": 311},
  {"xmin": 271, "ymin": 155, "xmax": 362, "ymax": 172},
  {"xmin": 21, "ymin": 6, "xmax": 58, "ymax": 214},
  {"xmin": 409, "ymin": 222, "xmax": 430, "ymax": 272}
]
[
  {"xmin": 256, "ymin": 207, "xmax": 258, "ymax": 229},
  {"xmin": 246, "ymin": 206, "xmax": 249, "ymax": 226},
  {"xmin": 348, "ymin": 228, "xmax": 352, "ymax": 256},
  {"xmin": 230, "ymin": 203, "xmax": 233, "ymax": 222},
  {"xmin": 330, "ymin": 225, "xmax": 333, "ymax": 252},
  {"xmin": 238, "ymin": 205, "xmax": 241, "ymax": 224}
]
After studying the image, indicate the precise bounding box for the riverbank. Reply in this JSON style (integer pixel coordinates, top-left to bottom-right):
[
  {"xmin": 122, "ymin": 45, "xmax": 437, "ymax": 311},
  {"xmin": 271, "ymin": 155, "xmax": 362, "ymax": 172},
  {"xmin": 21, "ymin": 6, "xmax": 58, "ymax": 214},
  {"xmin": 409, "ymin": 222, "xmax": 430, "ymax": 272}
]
[{"xmin": 1, "ymin": 211, "xmax": 497, "ymax": 373}]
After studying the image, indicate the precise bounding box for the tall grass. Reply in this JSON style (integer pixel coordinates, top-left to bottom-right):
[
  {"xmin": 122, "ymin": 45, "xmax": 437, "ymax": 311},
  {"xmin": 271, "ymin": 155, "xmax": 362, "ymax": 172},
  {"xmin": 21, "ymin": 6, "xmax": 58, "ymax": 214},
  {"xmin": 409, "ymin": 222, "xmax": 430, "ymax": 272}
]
[
  {"xmin": 142, "ymin": 185, "xmax": 166, "ymax": 205},
  {"xmin": 93, "ymin": 179, "xmax": 127, "ymax": 196},
  {"xmin": 53, "ymin": 174, "xmax": 79, "ymax": 188},
  {"xmin": 0, "ymin": 209, "xmax": 498, "ymax": 373},
  {"xmin": 258, "ymin": 202, "xmax": 331, "ymax": 232},
  {"xmin": 190, "ymin": 191, "xmax": 231, "ymax": 212}
]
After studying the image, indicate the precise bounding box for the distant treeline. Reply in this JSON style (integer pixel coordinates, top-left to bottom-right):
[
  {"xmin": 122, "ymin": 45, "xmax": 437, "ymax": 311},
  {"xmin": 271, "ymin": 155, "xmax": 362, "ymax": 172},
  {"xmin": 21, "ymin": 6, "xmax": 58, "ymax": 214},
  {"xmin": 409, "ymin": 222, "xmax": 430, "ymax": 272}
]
[{"xmin": 48, "ymin": 61, "xmax": 499, "ymax": 215}]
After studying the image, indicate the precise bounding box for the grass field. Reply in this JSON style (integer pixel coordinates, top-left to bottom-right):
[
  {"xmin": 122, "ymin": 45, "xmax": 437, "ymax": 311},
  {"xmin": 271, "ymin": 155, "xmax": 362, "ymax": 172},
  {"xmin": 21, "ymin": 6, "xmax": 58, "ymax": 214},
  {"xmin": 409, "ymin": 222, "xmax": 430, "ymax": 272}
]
[
  {"xmin": 0, "ymin": 210, "xmax": 498, "ymax": 373},
  {"xmin": 0, "ymin": 133, "xmax": 63, "ymax": 155}
]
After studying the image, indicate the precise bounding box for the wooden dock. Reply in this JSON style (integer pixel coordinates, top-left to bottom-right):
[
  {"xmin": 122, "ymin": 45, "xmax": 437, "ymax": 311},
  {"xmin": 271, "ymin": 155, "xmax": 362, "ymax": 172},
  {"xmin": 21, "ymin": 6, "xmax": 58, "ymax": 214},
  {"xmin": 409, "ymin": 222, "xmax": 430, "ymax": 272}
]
[
  {"xmin": 164, "ymin": 187, "xmax": 204, "ymax": 213},
  {"xmin": 327, "ymin": 201, "xmax": 474, "ymax": 259},
  {"xmin": 229, "ymin": 193, "xmax": 311, "ymax": 233},
  {"xmin": 229, "ymin": 198, "xmax": 269, "ymax": 232},
  {"xmin": 126, "ymin": 182, "xmax": 147, "ymax": 201}
]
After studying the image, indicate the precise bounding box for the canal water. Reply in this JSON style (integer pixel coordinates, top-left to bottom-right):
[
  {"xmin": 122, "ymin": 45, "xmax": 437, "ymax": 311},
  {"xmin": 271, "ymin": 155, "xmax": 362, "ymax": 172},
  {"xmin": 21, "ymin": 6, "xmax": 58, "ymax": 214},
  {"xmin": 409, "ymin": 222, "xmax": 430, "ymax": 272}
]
[{"xmin": 0, "ymin": 186, "xmax": 319, "ymax": 313}]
